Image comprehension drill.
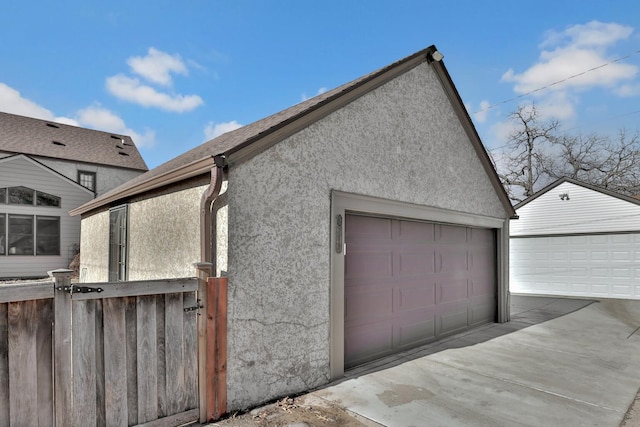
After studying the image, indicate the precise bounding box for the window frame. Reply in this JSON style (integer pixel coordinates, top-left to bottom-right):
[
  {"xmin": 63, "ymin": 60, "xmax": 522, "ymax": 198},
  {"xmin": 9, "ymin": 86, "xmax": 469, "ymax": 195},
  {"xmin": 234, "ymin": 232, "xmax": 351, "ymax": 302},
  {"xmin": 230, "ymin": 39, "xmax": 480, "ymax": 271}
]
[
  {"xmin": 78, "ymin": 170, "xmax": 97, "ymax": 192},
  {"xmin": 36, "ymin": 215, "xmax": 61, "ymax": 256},
  {"xmin": 109, "ymin": 205, "xmax": 129, "ymax": 281},
  {"xmin": 0, "ymin": 214, "xmax": 5, "ymax": 255},
  {"xmin": 7, "ymin": 214, "xmax": 34, "ymax": 256}
]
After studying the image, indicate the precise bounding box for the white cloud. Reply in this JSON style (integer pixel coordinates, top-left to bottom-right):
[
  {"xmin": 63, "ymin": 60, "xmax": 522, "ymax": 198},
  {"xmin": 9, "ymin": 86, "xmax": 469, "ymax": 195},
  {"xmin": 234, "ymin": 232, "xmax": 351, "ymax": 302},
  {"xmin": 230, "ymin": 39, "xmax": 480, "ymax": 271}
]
[
  {"xmin": 127, "ymin": 47, "xmax": 188, "ymax": 86},
  {"xmin": 106, "ymin": 74, "xmax": 203, "ymax": 113},
  {"xmin": 301, "ymin": 87, "xmax": 328, "ymax": 101},
  {"xmin": 77, "ymin": 105, "xmax": 155, "ymax": 148},
  {"xmin": 106, "ymin": 47, "xmax": 204, "ymax": 112},
  {"xmin": 473, "ymin": 100, "xmax": 492, "ymax": 123},
  {"xmin": 502, "ymin": 21, "xmax": 637, "ymax": 96},
  {"xmin": 0, "ymin": 83, "xmax": 78, "ymax": 125},
  {"xmin": 615, "ymin": 83, "xmax": 640, "ymax": 97},
  {"xmin": 0, "ymin": 82, "xmax": 154, "ymax": 148},
  {"xmin": 204, "ymin": 120, "xmax": 243, "ymax": 140}
]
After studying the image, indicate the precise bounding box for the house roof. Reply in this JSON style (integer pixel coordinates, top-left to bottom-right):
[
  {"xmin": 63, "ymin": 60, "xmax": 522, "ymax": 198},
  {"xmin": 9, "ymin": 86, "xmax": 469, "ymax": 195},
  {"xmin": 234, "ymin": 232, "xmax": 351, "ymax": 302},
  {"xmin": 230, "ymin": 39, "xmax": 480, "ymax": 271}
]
[
  {"xmin": 71, "ymin": 45, "xmax": 516, "ymax": 218},
  {"xmin": 0, "ymin": 111, "xmax": 148, "ymax": 172},
  {"xmin": 514, "ymin": 177, "xmax": 640, "ymax": 210}
]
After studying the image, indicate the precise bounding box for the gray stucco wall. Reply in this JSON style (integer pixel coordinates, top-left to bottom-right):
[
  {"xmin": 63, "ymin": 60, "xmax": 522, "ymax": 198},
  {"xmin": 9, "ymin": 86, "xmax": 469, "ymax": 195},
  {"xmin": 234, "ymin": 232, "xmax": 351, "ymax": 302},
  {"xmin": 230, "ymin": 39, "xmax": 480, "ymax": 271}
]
[
  {"xmin": 225, "ymin": 62, "xmax": 507, "ymax": 409},
  {"xmin": 80, "ymin": 211, "xmax": 110, "ymax": 282},
  {"xmin": 80, "ymin": 185, "xmax": 206, "ymax": 282}
]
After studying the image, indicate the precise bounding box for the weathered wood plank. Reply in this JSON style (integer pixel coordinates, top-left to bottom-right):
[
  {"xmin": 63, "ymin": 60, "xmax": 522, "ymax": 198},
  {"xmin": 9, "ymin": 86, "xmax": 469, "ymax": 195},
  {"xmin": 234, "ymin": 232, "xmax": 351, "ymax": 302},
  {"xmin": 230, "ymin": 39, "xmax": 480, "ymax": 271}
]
[
  {"xmin": 8, "ymin": 300, "xmax": 38, "ymax": 426},
  {"xmin": 73, "ymin": 300, "xmax": 97, "ymax": 426},
  {"xmin": 135, "ymin": 408, "xmax": 199, "ymax": 427},
  {"xmin": 0, "ymin": 282, "xmax": 53, "ymax": 303},
  {"xmin": 36, "ymin": 299, "xmax": 54, "ymax": 427},
  {"xmin": 126, "ymin": 297, "xmax": 138, "ymax": 426},
  {"xmin": 156, "ymin": 295, "xmax": 167, "ymax": 418},
  {"xmin": 137, "ymin": 295, "xmax": 158, "ymax": 424},
  {"xmin": 104, "ymin": 298, "xmax": 128, "ymax": 427},
  {"xmin": 214, "ymin": 278, "xmax": 228, "ymax": 419},
  {"xmin": 165, "ymin": 293, "xmax": 185, "ymax": 415},
  {"xmin": 53, "ymin": 273, "xmax": 74, "ymax": 427},
  {"xmin": 0, "ymin": 303, "xmax": 9, "ymax": 426},
  {"xmin": 95, "ymin": 299, "xmax": 106, "ymax": 427},
  {"xmin": 183, "ymin": 291, "xmax": 198, "ymax": 410},
  {"xmin": 72, "ymin": 278, "xmax": 198, "ymax": 301}
]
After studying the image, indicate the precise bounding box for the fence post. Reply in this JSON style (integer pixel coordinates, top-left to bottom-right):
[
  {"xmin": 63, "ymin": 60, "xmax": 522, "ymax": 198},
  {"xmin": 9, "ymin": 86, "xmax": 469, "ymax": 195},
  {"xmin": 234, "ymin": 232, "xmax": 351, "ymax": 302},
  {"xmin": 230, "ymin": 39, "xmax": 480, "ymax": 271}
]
[
  {"xmin": 194, "ymin": 262, "xmax": 212, "ymax": 423},
  {"xmin": 49, "ymin": 268, "xmax": 74, "ymax": 427}
]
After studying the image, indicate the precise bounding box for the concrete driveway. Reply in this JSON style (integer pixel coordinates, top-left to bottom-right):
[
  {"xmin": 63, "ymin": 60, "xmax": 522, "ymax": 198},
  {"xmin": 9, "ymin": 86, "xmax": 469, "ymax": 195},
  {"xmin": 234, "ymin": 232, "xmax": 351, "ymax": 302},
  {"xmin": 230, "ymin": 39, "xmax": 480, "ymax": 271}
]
[{"xmin": 307, "ymin": 296, "xmax": 640, "ymax": 426}]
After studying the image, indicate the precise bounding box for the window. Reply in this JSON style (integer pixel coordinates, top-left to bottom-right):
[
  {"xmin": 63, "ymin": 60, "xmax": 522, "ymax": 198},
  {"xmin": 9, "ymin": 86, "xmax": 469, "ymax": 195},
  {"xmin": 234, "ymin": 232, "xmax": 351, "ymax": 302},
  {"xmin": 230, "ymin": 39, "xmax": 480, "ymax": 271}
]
[
  {"xmin": 109, "ymin": 205, "xmax": 128, "ymax": 281},
  {"xmin": 36, "ymin": 216, "xmax": 60, "ymax": 255},
  {"xmin": 1, "ymin": 215, "xmax": 60, "ymax": 256},
  {"xmin": 78, "ymin": 171, "xmax": 96, "ymax": 192},
  {"xmin": 5, "ymin": 187, "xmax": 60, "ymax": 207},
  {"xmin": 9, "ymin": 186, "xmax": 34, "ymax": 205},
  {"xmin": 8, "ymin": 215, "xmax": 33, "ymax": 255},
  {"xmin": 0, "ymin": 188, "xmax": 6, "ymax": 204},
  {"xmin": 0, "ymin": 214, "xmax": 5, "ymax": 255}
]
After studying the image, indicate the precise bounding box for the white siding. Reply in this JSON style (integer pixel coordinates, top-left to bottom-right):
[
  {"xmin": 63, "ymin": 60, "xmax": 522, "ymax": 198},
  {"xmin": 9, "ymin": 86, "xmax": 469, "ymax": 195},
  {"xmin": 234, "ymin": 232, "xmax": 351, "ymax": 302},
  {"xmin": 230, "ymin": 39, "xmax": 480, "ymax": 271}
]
[
  {"xmin": 511, "ymin": 182, "xmax": 640, "ymax": 236},
  {"xmin": 0, "ymin": 156, "xmax": 93, "ymax": 277}
]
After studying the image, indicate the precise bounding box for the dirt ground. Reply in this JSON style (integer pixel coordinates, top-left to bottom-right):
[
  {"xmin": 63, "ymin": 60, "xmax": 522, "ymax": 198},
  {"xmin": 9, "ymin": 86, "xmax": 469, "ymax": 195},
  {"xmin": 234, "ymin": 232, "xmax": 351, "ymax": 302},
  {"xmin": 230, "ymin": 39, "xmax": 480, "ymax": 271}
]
[{"xmin": 204, "ymin": 395, "xmax": 379, "ymax": 427}]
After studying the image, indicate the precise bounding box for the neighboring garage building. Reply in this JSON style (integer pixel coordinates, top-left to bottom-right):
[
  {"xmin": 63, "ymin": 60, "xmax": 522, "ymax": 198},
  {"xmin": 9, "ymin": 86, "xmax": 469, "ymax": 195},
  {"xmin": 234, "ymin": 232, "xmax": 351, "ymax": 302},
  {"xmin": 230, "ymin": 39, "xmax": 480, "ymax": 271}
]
[
  {"xmin": 511, "ymin": 177, "xmax": 640, "ymax": 300},
  {"xmin": 72, "ymin": 45, "xmax": 516, "ymax": 411}
]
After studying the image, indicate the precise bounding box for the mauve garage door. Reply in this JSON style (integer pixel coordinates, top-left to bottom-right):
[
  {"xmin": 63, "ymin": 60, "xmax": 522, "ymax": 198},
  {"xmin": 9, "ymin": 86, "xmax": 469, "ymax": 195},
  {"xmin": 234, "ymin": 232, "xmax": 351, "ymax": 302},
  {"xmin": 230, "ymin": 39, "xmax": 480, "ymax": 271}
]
[{"xmin": 344, "ymin": 214, "xmax": 496, "ymax": 368}]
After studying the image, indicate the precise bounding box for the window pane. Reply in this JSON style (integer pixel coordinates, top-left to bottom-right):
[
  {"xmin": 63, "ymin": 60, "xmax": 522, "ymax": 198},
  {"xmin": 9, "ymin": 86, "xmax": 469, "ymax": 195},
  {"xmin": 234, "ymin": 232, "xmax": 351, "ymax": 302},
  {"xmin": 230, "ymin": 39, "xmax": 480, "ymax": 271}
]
[
  {"xmin": 0, "ymin": 214, "xmax": 5, "ymax": 255},
  {"xmin": 8, "ymin": 215, "xmax": 33, "ymax": 255},
  {"xmin": 79, "ymin": 171, "xmax": 96, "ymax": 191},
  {"xmin": 36, "ymin": 216, "xmax": 60, "ymax": 255},
  {"xmin": 0, "ymin": 188, "xmax": 6, "ymax": 204},
  {"xmin": 36, "ymin": 191, "xmax": 61, "ymax": 207},
  {"xmin": 9, "ymin": 187, "xmax": 34, "ymax": 205},
  {"xmin": 109, "ymin": 206, "xmax": 128, "ymax": 281}
]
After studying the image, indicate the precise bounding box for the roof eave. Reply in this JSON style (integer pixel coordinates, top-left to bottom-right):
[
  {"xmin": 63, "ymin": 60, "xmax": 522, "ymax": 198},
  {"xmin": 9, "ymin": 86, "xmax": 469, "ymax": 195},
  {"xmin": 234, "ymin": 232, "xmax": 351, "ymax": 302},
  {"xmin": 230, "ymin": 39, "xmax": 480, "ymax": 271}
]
[{"xmin": 70, "ymin": 156, "xmax": 216, "ymax": 216}]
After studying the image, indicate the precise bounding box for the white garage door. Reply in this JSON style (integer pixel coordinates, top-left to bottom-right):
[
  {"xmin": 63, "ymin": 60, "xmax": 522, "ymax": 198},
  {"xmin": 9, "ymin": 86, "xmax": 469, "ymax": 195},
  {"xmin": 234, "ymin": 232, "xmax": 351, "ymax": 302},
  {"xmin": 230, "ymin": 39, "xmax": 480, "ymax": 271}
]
[{"xmin": 510, "ymin": 233, "xmax": 640, "ymax": 299}]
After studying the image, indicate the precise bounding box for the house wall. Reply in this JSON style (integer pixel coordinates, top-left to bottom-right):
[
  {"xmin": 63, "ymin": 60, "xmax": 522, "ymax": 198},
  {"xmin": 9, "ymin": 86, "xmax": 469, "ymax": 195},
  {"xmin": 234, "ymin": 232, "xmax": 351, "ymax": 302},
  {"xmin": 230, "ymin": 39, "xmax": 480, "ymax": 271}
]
[
  {"xmin": 511, "ymin": 182, "xmax": 640, "ymax": 236},
  {"xmin": 34, "ymin": 157, "xmax": 145, "ymax": 197},
  {"xmin": 0, "ymin": 156, "xmax": 93, "ymax": 278},
  {"xmin": 79, "ymin": 185, "xmax": 207, "ymax": 282},
  {"xmin": 224, "ymin": 61, "xmax": 507, "ymax": 409}
]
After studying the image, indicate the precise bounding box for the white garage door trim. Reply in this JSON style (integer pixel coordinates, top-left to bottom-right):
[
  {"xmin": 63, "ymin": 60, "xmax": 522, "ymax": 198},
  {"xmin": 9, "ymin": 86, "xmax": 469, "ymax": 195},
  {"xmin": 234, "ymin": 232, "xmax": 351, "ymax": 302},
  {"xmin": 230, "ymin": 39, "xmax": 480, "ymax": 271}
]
[
  {"xmin": 511, "ymin": 232, "xmax": 640, "ymax": 300},
  {"xmin": 330, "ymin": 191, "xmax": 510, "ymax": 379}
]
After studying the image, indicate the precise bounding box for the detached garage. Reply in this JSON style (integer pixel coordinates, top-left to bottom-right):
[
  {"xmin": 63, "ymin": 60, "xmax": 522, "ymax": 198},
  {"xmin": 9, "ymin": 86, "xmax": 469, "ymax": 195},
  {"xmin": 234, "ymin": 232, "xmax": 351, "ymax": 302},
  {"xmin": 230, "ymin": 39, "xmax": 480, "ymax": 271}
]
[{"xmin": 510, "ymin": 178, "xmax": 640, "ymax": 300}]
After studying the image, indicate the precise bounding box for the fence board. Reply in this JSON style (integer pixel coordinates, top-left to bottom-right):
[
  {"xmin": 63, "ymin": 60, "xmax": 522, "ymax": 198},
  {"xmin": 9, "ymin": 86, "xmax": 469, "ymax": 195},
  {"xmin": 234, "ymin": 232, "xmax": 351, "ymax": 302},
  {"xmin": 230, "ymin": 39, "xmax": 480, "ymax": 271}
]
[
  {"xmin": 0, "ymin": 282, "xmax": 53, "ymax": 303},
  {"xmin": 156, "ymin": 295, "xmax": 167, "ymax": 418},
  {"xmin": 126, "ymin": 297, "xmax": 138, "ymax": 426},
  {"xmin": 72, "ymin": 278, "xmax": 197, "ymax": 301},
  {"xmin": 0, "ymin": 303, "xmax": 8, "ymax": 426},
  {"xmin": 8, "ymin": 300, "xmax": 38, "ymax": 426},
  {"xmin": 36, "ymin": 299, "xmax": 54, "ymax": 427},
  {"xmin": 73, "ymin": 300, "xmax": 97, "ymax": 426},
  {"xmin": 104, "ymin": 298, "xmax": 128, "ymax": 427},
  {"xmin": 137, "ymin": 295, "xmax": 158, "ymax": 424},
  {"xmin": 183, "ymin": 292, "xmax": 198, "ymax": 410},
  {"xmin": 95, "ymin": 300, "xmax": 106, "ymax": 427},
  {"xmin": 165, "ymin": 293, "xmax": 185, "ymax": 415}
]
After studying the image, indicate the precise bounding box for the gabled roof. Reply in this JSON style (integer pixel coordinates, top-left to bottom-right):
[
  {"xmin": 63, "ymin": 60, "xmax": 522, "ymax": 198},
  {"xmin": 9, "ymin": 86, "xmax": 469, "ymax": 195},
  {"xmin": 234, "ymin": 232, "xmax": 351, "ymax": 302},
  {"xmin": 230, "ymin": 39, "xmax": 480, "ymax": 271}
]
[
  {"xmin": 0, "ymin": 153, "xmax": 95, "ymax": 195},
  {"xmin": 71, "ymin": 45, "xmax": 515, "ymax": 218},
  {"xmin": 514, "ymin": 177, "xmax": 640, "ymax": 210},
  {"xmin": 0, "ymin": 111, "xmax": 148, "ymax": 171}
]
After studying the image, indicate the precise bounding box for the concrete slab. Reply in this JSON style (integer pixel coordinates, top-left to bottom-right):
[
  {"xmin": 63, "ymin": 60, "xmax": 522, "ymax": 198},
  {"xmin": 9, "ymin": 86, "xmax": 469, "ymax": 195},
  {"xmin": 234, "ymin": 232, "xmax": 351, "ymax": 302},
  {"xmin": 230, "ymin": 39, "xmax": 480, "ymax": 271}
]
[{"xmin": 310, "ymin": 296, "xmax": 640, "ymax": 426}]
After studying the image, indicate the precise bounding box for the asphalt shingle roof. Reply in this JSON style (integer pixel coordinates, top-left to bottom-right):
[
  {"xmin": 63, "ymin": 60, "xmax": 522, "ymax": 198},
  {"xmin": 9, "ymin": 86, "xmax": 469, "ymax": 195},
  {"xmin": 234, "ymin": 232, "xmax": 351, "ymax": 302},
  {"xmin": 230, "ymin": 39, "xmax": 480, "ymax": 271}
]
[{"xmin": 0, "ymin": 111, "xmax": 148, "ymax": 171}]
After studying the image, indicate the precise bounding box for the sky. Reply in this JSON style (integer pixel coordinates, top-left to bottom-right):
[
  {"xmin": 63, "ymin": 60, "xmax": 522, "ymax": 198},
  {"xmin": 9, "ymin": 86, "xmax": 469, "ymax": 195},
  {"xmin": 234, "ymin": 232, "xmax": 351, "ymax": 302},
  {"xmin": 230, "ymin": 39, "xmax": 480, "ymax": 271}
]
[{"xmin": 1, "ymin": 1, "xmax": 639, "ymax": 169}]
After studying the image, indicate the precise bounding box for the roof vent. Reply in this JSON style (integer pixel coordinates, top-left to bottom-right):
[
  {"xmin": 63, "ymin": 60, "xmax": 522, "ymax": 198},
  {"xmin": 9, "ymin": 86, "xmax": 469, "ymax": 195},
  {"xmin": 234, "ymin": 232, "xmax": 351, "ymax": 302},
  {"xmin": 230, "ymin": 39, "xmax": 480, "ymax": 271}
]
[
  {"xmin": 118, "ymin": 151, "xmax": 130, "ymax": 157},
  {"xmin": 46, "ymin": 123, "xmax": 60, "ymax": 128},
  {"xmin": 116, "ymin": 144, "xmax": 124, "ymax": 149},
  {"xmin": 51, "ymin": 140, "xmax": 66, "ymax": 146},
  {"xmin": 111, "ymin": 135, "xmax": 122, "ymax": 140}
]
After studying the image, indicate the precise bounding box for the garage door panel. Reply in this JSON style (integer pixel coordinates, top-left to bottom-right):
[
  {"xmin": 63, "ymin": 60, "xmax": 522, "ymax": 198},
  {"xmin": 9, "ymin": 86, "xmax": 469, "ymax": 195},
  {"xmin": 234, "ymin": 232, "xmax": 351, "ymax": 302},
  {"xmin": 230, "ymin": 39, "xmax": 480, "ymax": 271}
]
[
  {"xmin": 398, "ymin": 284, "xmax": 436, "ymax": 312},
  {"xmin": 345, "ymin": 251, "xmax": 393, "ymax": 279},
  {"xmin": 398, "ymin": 251, "xmax": 436, "ymax": 277},
  {"xmin": 345, "ymin": 288, "xmax": 393, "ymax": 320},
  {"xmin": 345, "ymin": 215, "xmax": 497, "ymax": 368},
  {"xmin": 439, "ymin": 279, "xmax": 468, "ymax": 303}
]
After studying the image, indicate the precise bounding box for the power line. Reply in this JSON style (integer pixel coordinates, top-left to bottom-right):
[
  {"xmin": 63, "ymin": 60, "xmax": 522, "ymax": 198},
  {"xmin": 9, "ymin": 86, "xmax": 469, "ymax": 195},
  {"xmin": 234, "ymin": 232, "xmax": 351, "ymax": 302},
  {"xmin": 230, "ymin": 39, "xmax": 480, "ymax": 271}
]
[{"xmin": 472, "ymin": 49, "xmax": 640, "ymax": 115}]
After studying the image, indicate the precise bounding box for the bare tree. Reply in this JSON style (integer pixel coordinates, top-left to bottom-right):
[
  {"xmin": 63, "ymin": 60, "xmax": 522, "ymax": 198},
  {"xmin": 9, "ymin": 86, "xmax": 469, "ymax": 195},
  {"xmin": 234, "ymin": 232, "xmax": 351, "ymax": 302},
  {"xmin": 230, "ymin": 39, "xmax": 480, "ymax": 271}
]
[
  {"xmin": 551, "ymin": 130, "xmax": 640, "ymax": 195},
  {"xmin": 494, "ymin": 104, "xmax": 558, "ymax": 202}
]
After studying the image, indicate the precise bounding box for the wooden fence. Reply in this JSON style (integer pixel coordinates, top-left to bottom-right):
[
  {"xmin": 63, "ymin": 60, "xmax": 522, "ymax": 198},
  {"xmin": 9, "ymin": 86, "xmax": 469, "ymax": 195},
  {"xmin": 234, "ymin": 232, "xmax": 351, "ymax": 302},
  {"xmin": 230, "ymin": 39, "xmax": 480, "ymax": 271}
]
[{"xmin": 0, "ymin": 268, "xmax": 224, "ymax": 427}]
